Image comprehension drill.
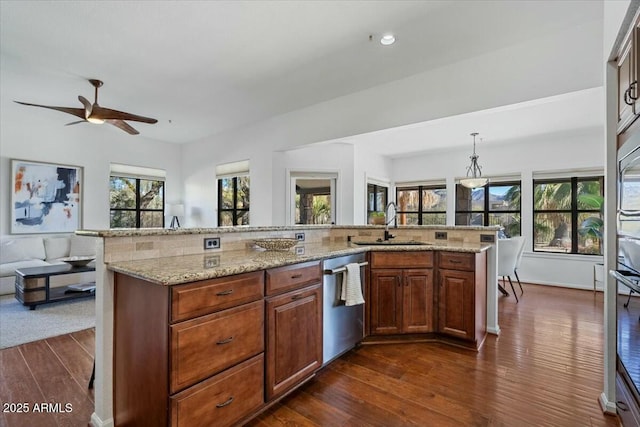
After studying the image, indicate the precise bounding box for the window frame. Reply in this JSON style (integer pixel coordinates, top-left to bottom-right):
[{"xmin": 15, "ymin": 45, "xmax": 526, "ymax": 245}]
[
  {"xmin": 455, "ymin": 181, "xmax": 522, "ymax": 235},
  {"xmin": 367, "ymin": 183, "xmax": 388, "ymax": 216},
  {"xmin": 217, "ymin": 175, "xmax": 250, "ymax": 226},
  {"xmin": 109, "ymin": 175, "xmax": 165, "ymax": 229},
  {"xmin": 396, "ymin": 184, "xmax": 447, "ymax": 225},
  {"xmin": 532, "ymin": 176, "xmax": 603, "ymax": 255}
]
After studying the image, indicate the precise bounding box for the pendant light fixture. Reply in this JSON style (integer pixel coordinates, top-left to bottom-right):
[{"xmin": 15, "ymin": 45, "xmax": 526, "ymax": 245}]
[{"xmin": 460, "ymin": 132, "xmax": 489, "ymax": 189}]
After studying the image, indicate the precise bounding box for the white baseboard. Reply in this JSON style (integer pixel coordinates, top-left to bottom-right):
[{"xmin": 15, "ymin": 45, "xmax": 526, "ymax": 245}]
[
  {"xmin": 599, "ymin": 392, "xmax": 617, "ymax": 415},
  {"xmin": 487, "ymin": 326, "xmax": 500, "ymax": 335},
  {"xmin": 90, "ymin": 412, "xmax": 114, "ymax": 427}
]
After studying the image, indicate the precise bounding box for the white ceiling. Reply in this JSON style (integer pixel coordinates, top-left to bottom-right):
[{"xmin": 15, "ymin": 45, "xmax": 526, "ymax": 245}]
[
  {"xmin": 341, "ymin": 87, "xmax": 604, "ymax": 158},
  {"xmin": 0, "ymin": 1, "xmax": 604, "ymax": 152}
]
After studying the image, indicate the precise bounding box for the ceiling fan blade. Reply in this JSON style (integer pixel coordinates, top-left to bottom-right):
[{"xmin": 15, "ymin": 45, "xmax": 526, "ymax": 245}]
[
  {"xmin": 65, "ymin": 120, "xmax": 87, "ymax": 126},
  {"xmin": 91, "ymin": 105, "xmax": 157, "ymax": 124},
  {"xmin": 106, "ymin": 119, "xmax": 139, "ymax": 135},
  {"xmin": 14, "ymin": 101, "xmax": 86, "ymax": 120},
  {"xmin": 78, "ymin": 96, "xmax": 92, "ymax": 117}
]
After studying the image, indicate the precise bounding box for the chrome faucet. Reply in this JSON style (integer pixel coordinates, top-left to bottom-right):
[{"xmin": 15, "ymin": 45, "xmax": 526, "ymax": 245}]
[{"xmin": 384, "ymin": 201, "xmax": 398, "ymax": 241}]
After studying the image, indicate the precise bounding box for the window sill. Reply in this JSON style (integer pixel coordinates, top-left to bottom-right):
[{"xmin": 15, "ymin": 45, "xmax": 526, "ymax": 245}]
[{"xmin": 526, "ymin": 251, "xmax": 604, "ymax": 262}]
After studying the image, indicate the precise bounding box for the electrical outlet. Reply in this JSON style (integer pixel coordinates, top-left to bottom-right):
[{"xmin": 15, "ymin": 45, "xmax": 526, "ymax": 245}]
[
  {"xmin": 295, "ymin": 232, "xmax": 305, "ymax": 241},
  {"xmin": 480, "ymin": 234, "xmax": 495, "ymax": 243},
  {"xmin": 204, "ymin": 237, "xmax": 220, "ymax": 250},
  {"xmin": 295, "ymin": 246, "xmax": 305, "ymax": 255},
  {"xmin": 203, "ymin": 255, "xmax": 220, "ymax": 268},
  {"xmin": 435, "ymin": 231, "xmax": 448, "ymax": 240}
]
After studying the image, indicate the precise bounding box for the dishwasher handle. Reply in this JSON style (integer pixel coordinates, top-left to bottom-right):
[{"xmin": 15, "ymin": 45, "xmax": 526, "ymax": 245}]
[{"xmin": 324, "ymin": 261, "xmax": 368, "ymax": 275}]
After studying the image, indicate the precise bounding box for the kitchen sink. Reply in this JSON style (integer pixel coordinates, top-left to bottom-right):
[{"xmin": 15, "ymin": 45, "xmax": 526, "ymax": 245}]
[{"xmin": 351, "ymin": 240, "xmax": 432, "ymax": 246}]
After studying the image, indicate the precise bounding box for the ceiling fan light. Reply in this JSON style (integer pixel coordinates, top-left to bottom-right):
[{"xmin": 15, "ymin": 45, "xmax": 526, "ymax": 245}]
[{"xmin": 87, "ymin": 117, "xmax": 105, "ymax": 124}]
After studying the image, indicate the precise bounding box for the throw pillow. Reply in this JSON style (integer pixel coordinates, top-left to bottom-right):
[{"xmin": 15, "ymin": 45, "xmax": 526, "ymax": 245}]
[
  {"xmin": 70, "ymin": 235, "xmax": 97, "ymax": 257},
  {"xmin": 44, "ymin": 237, "xmax": 71, "ymax": 260},
  {"xmin": 17, "ymin": 237, "xmax": 46, "ymax": 260},
  {"xmin": 0, "ymin": 241, "xmax": 26, "ymax": 264}
]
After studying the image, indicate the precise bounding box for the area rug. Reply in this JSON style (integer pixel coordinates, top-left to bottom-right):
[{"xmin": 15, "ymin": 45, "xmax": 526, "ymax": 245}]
[{"xmin": 0, "ymin": 294, "xmax": 95, "ymax": 349}]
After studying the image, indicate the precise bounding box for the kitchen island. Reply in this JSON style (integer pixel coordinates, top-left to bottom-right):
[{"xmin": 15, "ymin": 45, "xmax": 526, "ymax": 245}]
[{"xmin": 79, "ymin": 225, "xmax": 497, "ymax": 427}]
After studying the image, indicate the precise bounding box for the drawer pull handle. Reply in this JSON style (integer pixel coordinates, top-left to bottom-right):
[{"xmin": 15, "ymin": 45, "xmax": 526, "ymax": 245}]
[
  {"xmin": 291, "ymin": 294, "xmax": 304, "ymax": 300},
  {"xmin": 216, "ymin": 396, "xmax": 234, "ymax": 408},
  {"xmin": 216, "ymin": 336, "xmax": 234, "ymax": 345},
  {"xmin": 216, "ymin": 289, "xmax": 234, "ymax": 296},
  {"xmin": 291, "ymin": 274, "xmax": 303, "ymax": 279},
  {"xmin": 449, "ymin": 260, "xmax": 462, "ymax": 264}
]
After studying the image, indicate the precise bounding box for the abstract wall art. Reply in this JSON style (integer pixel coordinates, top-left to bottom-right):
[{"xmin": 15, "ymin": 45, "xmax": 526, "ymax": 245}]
[{"xmin": 11, "ymin": 159, "xmax": 83, "ymax": 234}]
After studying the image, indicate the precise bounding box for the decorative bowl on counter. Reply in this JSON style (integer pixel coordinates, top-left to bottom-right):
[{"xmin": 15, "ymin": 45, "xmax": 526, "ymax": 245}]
[
  {"xmin": 254, "ymin": 237, "xmax": 298, "ymax": 251},
  {"xmin": 59, "ymin": 255, "xmax": 95, "ymax": 267}
]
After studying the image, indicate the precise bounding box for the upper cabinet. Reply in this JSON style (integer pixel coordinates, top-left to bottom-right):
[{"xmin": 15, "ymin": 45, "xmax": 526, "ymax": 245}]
[{"xmin": 617, "ymin": 19, "xmax": 640, "ymax": 135}]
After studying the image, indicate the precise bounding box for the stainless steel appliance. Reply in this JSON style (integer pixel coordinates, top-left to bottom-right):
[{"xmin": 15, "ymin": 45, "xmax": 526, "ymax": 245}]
[
  {"xmin": 613, "ymin": 134, "xmax": 640, "ymax": 420},
  {"xmin": 322, "ymin": 253, "xmax": 366, "ymax": 365}
]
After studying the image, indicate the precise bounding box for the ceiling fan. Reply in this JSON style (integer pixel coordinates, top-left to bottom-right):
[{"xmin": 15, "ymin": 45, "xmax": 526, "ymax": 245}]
[{"xmin": 14, "ymin": 79, "xmax": 158, "ymax": 135}]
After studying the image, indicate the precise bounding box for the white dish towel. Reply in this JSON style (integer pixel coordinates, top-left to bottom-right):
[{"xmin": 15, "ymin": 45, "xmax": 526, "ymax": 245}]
[{"xmin": 341, "ymin": 263, "xmax": 365, "ymax": 306}]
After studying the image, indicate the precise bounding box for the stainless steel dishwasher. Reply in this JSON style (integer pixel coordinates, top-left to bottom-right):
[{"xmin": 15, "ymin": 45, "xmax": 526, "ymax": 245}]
[{"xmin": 322, "ymin": 253, "xmax": 366, "ymax": 365}]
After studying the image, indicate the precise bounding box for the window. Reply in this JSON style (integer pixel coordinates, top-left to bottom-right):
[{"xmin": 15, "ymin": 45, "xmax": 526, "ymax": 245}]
[
  {"xmin": 396, "ymin": 185, "xmax": 447, "ymax": 225},
  {"xmin": 367, "ymin": 184, "xmax": 388, "ymax": 223},
  {"xmin": 218, "ymin": 176, "xmax": 250, "ymax": 226},
  {"xmin": 110, "ymin": 176, "xmax": 165, "ymax": 228},
  {"xmin": 455, "ymin": 181, "xmax": 521, "ymax": 236},
  {"xmin": 533, "ymin": 176, "xmax": 603, "ymax": 254}
]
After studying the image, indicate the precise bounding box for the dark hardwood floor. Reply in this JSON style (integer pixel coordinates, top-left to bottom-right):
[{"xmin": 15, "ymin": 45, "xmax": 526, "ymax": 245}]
[
  {"xmin": 249, "ymin": 284, "xmax": 619, "ymax": 427},
  {"xmin": 0, "ymin": 328, "xmax": 94, "ymax": 427},
  {"xmin": 0, "ymin": 283, "xmax": 620, "ymax": 426}
]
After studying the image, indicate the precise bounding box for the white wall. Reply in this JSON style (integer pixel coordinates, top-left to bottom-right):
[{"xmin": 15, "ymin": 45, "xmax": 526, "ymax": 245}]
[
  {"xmin": 0, "ymin": 109, "xmax": 182, "ymax": 236},
  {"xmin": 353, "ymin": 145, "xmax": 393, "ymax": 224},
  {"xmin": 181, "ymin": 19, "xmax": 602, "ymax": 226},
  {"xmin": 277, "ymin": 143, "xmax": 355, "ymax": 225},
  {"xmin": 393, "ymin": 127, "xmax": 604, "ymax": 290}
]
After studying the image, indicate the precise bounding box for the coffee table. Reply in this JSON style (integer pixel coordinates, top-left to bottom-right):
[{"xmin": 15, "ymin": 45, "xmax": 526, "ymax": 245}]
[{"xmin": 14, "ymin": 264, "xmax": 96, "ymax": 310}]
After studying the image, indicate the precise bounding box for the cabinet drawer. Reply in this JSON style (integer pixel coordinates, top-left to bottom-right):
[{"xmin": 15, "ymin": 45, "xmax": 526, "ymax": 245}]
[
  {"xmin": 171, "ymin": 271, "xmax": 264, "ymax": 322},
  {"xmin": 170, "ymin": 300, "xmax": 264, "ymax": 393},
  {"xmin": 369, "ymin": 251, "xmax": 433, "ymax": 269},
  {"xmin": 171, "ymin": 353, "xmax": 264, "ymax": 427},
  {"xmin": 265, "ymin": 261, "xmax": 321, "ymax": 296},
  {"xmin": 438, "ymin": 252, "xmax": 475, "ymax": 271}
]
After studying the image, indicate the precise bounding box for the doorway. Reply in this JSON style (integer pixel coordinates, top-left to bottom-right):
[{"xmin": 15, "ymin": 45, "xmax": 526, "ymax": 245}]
[{"xmin": 289, "ymin": 173, "xmax": 337, "ymax": 225}]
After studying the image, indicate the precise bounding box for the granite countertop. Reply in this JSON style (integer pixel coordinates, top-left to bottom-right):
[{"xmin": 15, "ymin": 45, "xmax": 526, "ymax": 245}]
[
  {"xmin": 77, "ymin": 224, "xmax": 499, "ymax": 238},
  {"xmin": 107, "ymin": 241, "xmax": 492, "ymax": 286}
]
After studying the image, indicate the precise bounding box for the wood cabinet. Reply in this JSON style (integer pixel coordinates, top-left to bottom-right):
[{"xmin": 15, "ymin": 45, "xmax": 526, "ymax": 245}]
[
  {"xmin": 437, "ymin": 251, "xmax": 487, "ymax": 346},
  {"xmin": 265, "ymin": 261, "xmax": 322, "ymax": 401},
  {"xmin": 114, "ymin": 270, "xmax": 265, "ymax": 427},
  {"xmin": 618, "ymin": 16, "xmax": 640, "ymax": 134},
  {"xmin": 369, "ymin": 252, "xmax": 434, "ymax": 335},
  {"xmin": 616, "ymin": 369, "xmax": 640, "ymax": 427}
]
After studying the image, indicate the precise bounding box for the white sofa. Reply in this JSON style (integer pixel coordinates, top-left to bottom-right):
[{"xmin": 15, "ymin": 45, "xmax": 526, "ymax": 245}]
[{"xmin": 0, "ymin": 234, "xmax": 97, "ymax": 295}]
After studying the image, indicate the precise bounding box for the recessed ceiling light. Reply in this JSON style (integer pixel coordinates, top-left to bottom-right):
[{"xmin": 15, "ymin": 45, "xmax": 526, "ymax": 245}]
[{"xmin": 380, "ymin": 34, "xmax": 395, "ymax": 46}]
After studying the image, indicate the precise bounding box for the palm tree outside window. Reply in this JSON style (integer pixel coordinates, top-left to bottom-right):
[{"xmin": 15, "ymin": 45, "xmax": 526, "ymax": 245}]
[{"xmin": 533, "ymin": 176, "xmax": 603, "ymax": 255}]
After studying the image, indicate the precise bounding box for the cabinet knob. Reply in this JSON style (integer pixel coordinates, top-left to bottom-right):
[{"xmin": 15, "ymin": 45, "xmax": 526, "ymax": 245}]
[
  {"xmin": 216, "ymin": 396, "xmax": 234, "ymax": 408},
  {"xmin": 291, "ymin": 274, "xmax": 303, "ymax": 279}
]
